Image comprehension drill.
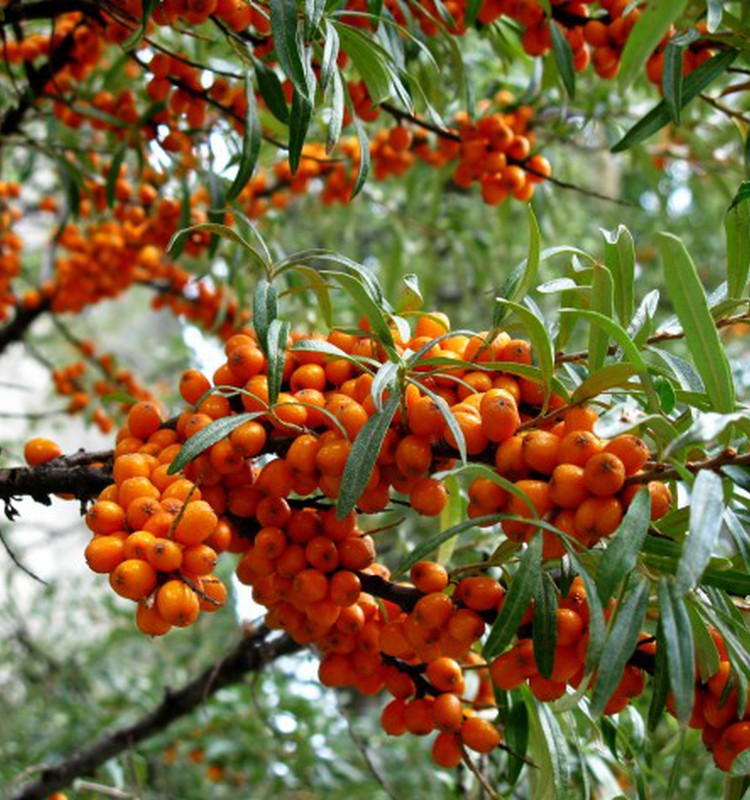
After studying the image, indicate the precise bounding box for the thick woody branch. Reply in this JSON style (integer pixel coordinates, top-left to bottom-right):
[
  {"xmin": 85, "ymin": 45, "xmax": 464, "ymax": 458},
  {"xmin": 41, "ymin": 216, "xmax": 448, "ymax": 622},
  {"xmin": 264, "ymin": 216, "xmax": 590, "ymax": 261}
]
[
  {"xmin": 0, "ymin": 299, "xmax": 51, "ymax": 356},
  {"xmin": 9, "ymin": 627, "xmax": 301, "ymax": 800},
  {"xmin": 626, "ymin": 448, "xmax": 750, "ymax": 486},
  {"xmin": 0, "ymin": 454, "xmax": 113, "ymax": 517},
  {"xmin": 0, "ymin": 0, "xmax": 103, "ymax": 25}
]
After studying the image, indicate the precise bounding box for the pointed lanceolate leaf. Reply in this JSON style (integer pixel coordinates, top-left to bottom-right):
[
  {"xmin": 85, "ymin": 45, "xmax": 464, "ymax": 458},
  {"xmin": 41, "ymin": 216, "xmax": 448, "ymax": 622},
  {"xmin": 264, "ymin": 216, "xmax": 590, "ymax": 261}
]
[
  {"xmin": 659, "ymin": 578, "xmax": 695, "ymax": 725},
  {"xmin": 336, "ymin": 395, "xmax": 399, "ymax": 518},
  {"xmin": 270, "ymin": 0, "xmax": 310, "ymax": 99},
  {"xmin": 618, "ymin": 0, "xmax": 688, "ymax": 91},
  {"xmin": 289, "ymin": 90, "xmax": 313, "ymax": 175},
  {"xmin": 648, "ymin": 622, "xmax": 669, "ymax": 731},
  {"xmin": 596, "ymin": 487, "xmax": 650, "ymax": 604},
  {"xmin": 494, "ymin": 207, "xmax": 541, "ymax": 326},
  {"xmin": 612, "ymin": 48, "xmax": 738, "ymax": 152},
  {"xmin": 253, "ymin": 280, "xmax": 278, "ymax": 354},
  {"xmin": 393, "ymin": 513, "xmax": 503, "ymax": 578},
  {"xmin": 266, "ymin": 318, "xmax": 291, "ymax": 405},
  {"xmin": 601, "ymin": 225, "xmax": 635, "ymax": 325},
  {"xmin": 726, "ymin": 181, "xmax": 750, "ymax": 298},
  {"xmin": 533, "ymin": 573, "xmax": 558, "ymax": 679},
  {"xmin": 662, "ymin": 29, "xmax": 699, "ymax": 124},
  {"xmin": 675, "ymin": 470, "xmax": 724, "ymax": 595},
  {"xmin": 660, "ymin": 233, "xmax": 736, "ymax": 412},
  {"xmin": 588, "ymin": 264, "xmax": 614, "ymax": 372},
  {"xmin": 168, "ymin": 412, "xmax": 265, "ymax": 474},
  {"xmin": 590, "ymin": 578, "xmax": 649, "ymax": 717},
  {"xmin": 254, "ymin": 59, "xmax": 289, "ymax": 124},
  {"xmin": 483, "ymin": 535, "xmax": 542, "ymax": 661},
  {"xmin": 550, "ymin": 20, "xmax": 575, "ymax": 100},
  {"xmin": 227, "ymin": 75, "xmax": 261, "ymax": 201}
]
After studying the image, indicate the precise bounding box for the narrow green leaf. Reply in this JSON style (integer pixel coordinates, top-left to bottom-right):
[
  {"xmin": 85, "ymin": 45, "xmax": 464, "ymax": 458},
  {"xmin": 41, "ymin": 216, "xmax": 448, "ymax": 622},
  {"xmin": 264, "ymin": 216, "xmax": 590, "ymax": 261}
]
[
  {"xmin": 227, "ymin": 75, "xmax": 261, "ymax": 201},
  {"xmin": 504, "ymin": 699, "xmax": 530, "ymax": 788},
  {"xmin": 659, "ymin": 577, "xmax": 695, "ymax": 725},
  {"xmin": 726, "ymin": 181, "xmax": 750, "ymax": 298},
  {"xmin": 494, "ymin": 299, "xmax": 554, "ymax": 407},
  {"xmin": 254, "ymin": 59, "xmax": 290, "ymax": 124},
  {"xmin": 618, "ymin": 0, "xmax": 688, "ymax": 90},
  {"xmin": 370, "ymin": 361, "xmax": 398, "ymax": 412},
  {"xmin": 590, "ymin": 579, "xmax": 649, "ymax": 717},
  {"xmin": 327, "ymin": 67, "xmax": 345, "ymax": 153},
  {"xmin": 483, "ymin": 536, "xmax": 542, "ymax": 661},
  {"xmin": 305, "ymin": 0, "xmax": 325, "ymax": 37},
  {"xmin": 612, "ymin": 48, "xmax": 738, "ymax": 152},
  {"xmin": 535, "ymin": 702, "xmax": 571, "ymax": 800},
  {"xmin": 410, "ymin": 379, "xmax": 467, "ymax": 465},
  {"xmin": 330, "ymin": 272, "xmax": 396, "ymax": 356},
  {"xmin": 253, "ymin": 280, "xmax": 278, "ymax": 355},
  {"xmin": 336, "ymin": 395, "xmax": 399, "ymax": 518},
  {"xmin": 675, "ymin": 470, "xmax": 725, "ymax": 595},
  {"xmin": 559, "ymin": 308, "xmax": 659, "ymax": 411},
  {"xmin": 289, "ymin": 90, "xmax": 313, "ymax": 175},
  {"xmin": 596, "ymin": 488, "xmax": 651, "ymax": 604},
  {"xmin": 686, "ymin": 600, "xmax": 720, "ymax": 682},
  {"xmin": 393, "ymin": 513, "xmax": 503, "ymax": 578},
  {"xmin": 334, "ymin": 22, "xmax": 393, "ymax": 103},
  {"xmin": 571, "ymin": 364, "xmax": 638, "ymax": 404},
  {"xmin": 349, "ymin": 110, "xmax": 371, "ymax": 199},
  {"xmin": 106, "ymin": 143, "xmax": 128, "ymax": 208},
  {"xmin": 494, "ymin": 207, "xmax": 541, "ymax": 325},
  {"xmin": 550, "ymin": 20, "xmax": 575, "ymax": 100},
  {"xmin": 266, "ymin": 319, "xmax": 291, "ymax": 405},
  {"xmin": 660, "ymin": 233, "xmax": 736, "ymax": 411},
  {"xmin": 271, "ymin": 0, "xmax": 310, "ymax": 99},
  {"xmin": 168, "ymin": 412, "xmax": 264, "ymax": 474},
  {"xmin": 706, "ymin": 0, "xmax": 722, "ymax": 32},
  {"xmin": 663, "ymin": 30, "xmax": 699, "ymax": 124},
  {"xmin": 321, "ymin": 20, "xmax": 340, "ymax": 94},
  {"xmin": 588, "ymin": 265, "xmax": 614, "ymax": 372},
  {"xmin": 601, "ymin": 225, "xmax": 635, "ymax": 325},
  {"xmin": 648, "ymin": 622, "xmax": 669, "ymax": 731},
  {"xmin": 533, "ymin": 573, "xmax": 558, "ymax": 679},
  {"xmin": 167, "ymin": 222, "xmax": 269, "ymax": 276}
]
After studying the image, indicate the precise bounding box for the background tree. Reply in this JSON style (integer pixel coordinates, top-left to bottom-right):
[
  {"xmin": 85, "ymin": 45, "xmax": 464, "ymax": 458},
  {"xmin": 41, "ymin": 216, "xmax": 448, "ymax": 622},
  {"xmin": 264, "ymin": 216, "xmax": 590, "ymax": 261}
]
[{"xmin": 2, "ymin": 1, "xmax": 750, "ymax": 798}]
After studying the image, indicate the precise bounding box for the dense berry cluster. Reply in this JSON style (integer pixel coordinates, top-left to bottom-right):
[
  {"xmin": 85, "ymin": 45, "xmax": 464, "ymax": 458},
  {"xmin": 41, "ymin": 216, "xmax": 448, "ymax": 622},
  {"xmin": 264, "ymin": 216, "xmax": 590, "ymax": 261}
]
[{"xmin": 35, "ymin": 311, "xmax": 690, "ymax": 771}]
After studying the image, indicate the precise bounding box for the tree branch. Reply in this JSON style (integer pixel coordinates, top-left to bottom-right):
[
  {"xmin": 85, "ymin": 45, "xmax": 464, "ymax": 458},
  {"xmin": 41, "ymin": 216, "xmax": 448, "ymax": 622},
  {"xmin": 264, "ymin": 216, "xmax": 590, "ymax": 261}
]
[
  {"xmin": 0, "ymin": 0, "xmax": 103, "ymax": 25},
  {"xmin": 0, "ymin": 299, "xmax": 51, "ymax": 357},
  {"xmin": 9, "ymin": 627, "xmax": 301, "ymax": 800}
]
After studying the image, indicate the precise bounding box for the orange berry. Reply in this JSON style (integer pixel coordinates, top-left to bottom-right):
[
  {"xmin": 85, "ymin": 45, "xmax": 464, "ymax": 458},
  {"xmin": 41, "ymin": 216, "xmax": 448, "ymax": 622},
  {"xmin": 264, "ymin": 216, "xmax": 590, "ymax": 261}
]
[
  {"xmin": 156, "ymin": 579, "xmax": 201, "ymax": 626},
  {"xmin": 432, "ymin": 731, "xmax": 463, "ymax": 767},
  {"xmin": 135, "ymin": 601, "xmax": 172, "ymax": 636},
  {"xmin": 548, "ymin": 464, "xmax": 589, "ymax": 509},
  {"xmin": 557, "ymin": 430, "xmax": 604, "ymax": 467},
  {"xmin": 461, "ymin": 716, "xmax": 501, "ymax": 753},
  {"xmin": 127, "ymin": 401, "xmax": 162, "ymax": 439},
  {"xmin": 410, "ymin": 477, "xmax": 448, "ymax": 516},
  {"xmin": 604, "ymin": 435, "xmax": 650, "ymax": 475},
  {"xmin": 583, "ymin": 452, "xmax": 626, "ymax": 496},
  {"xmin": 109, "ymin": 559, "xmax": 158, "ymax": 600},
  {"xmin": 522, "ymin": 430, "xmax": 560, "ymax": 475},
  {"xmin": 480, "ymin": 389, "xmax": 520, "ymax": 443},
  {"xmin": 85, "ymin": 535, "xmax": 125, "ymax": 573},
  {"xmin": 173, "ymin": 500, "xmax": 218, "ymax": 546},
  {"xmin": 24, "ymin": 437, "xmax": 62, "ymax": 466},
  {"xmin": 410, "ymin": 561, "xmax": 449, "ymax": 594}
]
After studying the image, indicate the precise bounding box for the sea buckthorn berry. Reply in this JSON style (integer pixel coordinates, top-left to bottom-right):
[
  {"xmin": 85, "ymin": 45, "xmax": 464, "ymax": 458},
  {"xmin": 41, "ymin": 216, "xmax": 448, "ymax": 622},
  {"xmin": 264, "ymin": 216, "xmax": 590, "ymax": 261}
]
[
  {"xmin": 147, "ymin": 537, "xmax": 183, "ymax": 572},
  {"xmin": 85, "ymin": 535, "xmax": 125, "ymax": 573},
  {"xmin": 329, "ymin": 570, "xmax": 362, "ymax": 606},
  {"xmin": 408, "ymin": 395, "xmax": 447, "ymax": 438},
  {"xmin": 410, "ymin": 477, "xmax": 448, "ymax": 516},
  {"xmin": 173, "ymin": 500, "xmax": 218, "ymax": 546},
  {"xmin": 522, "ymin": 430, "xmax": 560, "ymax": 475},
  {"xmin": 381, "ymin": 698, "xmax": 408, "ymax": 736},
  {"xmin": 156, "ymin": 579, "xmax": 201, "ymax": 627},
  {"xmin": 490, "ymin": 639, "xmax": 537, "ymax": 690},
  {"xmin": 556, "ymin": 608, "xmax": 584, "ymax": 647},
  {"xmin": 395, "ymin": 435, "xmax": 433, "ymax": 477},
  {"xmin": 456, "ymin": 576, "xmax": 504, "ymax": 612},
  {"xmin": 413, "ymin": 592, "xmax": 454, "ymax": 630},
  {"xmin": 461, "ymin": 716, "xmax": 501, "ymax": 754},
  {"xmin": 574, "ymin": 496, "xmax": 623, "ymax": 543},
  {"xmin": 548, "ymin": 464, "xmax": 589, "ymax": 509},
  {"xmin": 448, "ymin": 608, "xmax": 486, "ymax": 643},
  {"xmin": 431, "ymin": 731, "xmax": 463, "ymax": 768},
  {"xmin": 410, "ymin": 561, "xmax": 448, "ymax": 594},
  {"xmin": 337, "ymin": 535, "xmax": 376, "ymax": 571},
  {"xmin": 109, "ymin": 559, "xmax": 158, "ymax": 600},
  {"xmin": 24, "ymin": 437, "xmax": 62, "ymax": 467},
  {"xmin": 604, "ymin": 435, "xmax": 650, "ymax": 475},
  {"xmin": 135, "ymin": 601, "xmax": 172, "ymax": 636},
  {"xmin": 426, "ymin": 657, "xmax": 465, "ymax": 693},
  {"xmin": 529, "ymin": 674, "xmax": 567, "ymax": 702},
  {"xmin": 502, "ymin": 479, "xmax": 552, "ymax": 542},
  {"xmin": 583, "ymin": 452, "xmax": 626, "ymax": 496},
  {"xmin": 480, "ymin": 389, "xmax": 520, "ymax": 442},
  {"xmin": 86, "ymin": 500, "xmax": 126, "ymax": 535},
  {"xmin": 182, "ymin": 544, "xmax": 218, "ymax": 575},
  {"xmin": 180, "ymin": 370, "xmax": 211, "ymax": 406},
  {"xmin": 432, "ymin": 693, "xmax": 464, "ymax": 732},
  {"xmin": 123, "ymin": 530, "xmax": 156, "ymax": 561},
  {"xmin": 404, "ymin": 698, "xmax": 434, "ymax": 736},
  {"xmin": 494, "ymin": 435, "xmax": 529, "ymax": 481},
  {"xmin": 557, "ymin": 430, "xmax": 604, "ymax": 467},
  {"xmin": 444, "ymin": 408, "xmax": 488, "ymax": 455},
  {"xmin": 127, "ymin": 401, "xmax": 162, "ymax": 439}
]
